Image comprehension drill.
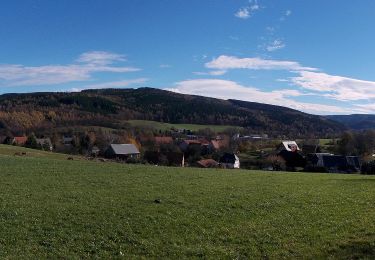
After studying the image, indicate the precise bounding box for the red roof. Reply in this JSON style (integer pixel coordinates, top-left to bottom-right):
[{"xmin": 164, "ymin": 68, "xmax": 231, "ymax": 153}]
[
  {"xmin": 155, "ymin": 136, "xmax": 173, "ymax": 144},
  {"xmin": 184, "ymin": 140, "xmax": 202, "ymax": 145},
  {"xmin": 13, "ymin": 136, "xmax": 27, "ymax": 145},
  {"xmin": 197, "ymin": 159, "xmax": 219, "ymax": 168},
  {"xmin": 183, "ymin": 139, "xmax": 210, "ymax": 145}
]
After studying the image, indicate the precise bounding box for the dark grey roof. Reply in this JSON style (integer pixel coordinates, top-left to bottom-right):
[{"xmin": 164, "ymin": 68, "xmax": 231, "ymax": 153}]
[{"xmin": 110, "ymin": 144, "xmax": 140, "ymax": 155}]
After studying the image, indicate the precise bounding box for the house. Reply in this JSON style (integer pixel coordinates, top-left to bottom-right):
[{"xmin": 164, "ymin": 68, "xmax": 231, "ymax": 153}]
[
  {"xmin": 234, "ymin": 134, "xmax": 268, "ymax": 141},
  {"xmin": 277, "ymin": 141, "xmax": 306, "ymax": 169},
  {"xmin": 143, "ymin": 151, "xmax": 184, "ymax": 166},
  {"xmin": 219, "ymin": 153, "xmax": 240, "ymax": 169},
  {"xmin": 305, "ymin": 153, "xmax": 361, "ymax": 173},
  {"xmin": 179, "ymin": 139, "xmax": 208, "ymax": 152},
  {"xmin": 36, "ymin": 138, "xmax": 53, "ymax": 151},
  {"xmin": 12, "ymin": 136, "xmax": 27, "ymax": 146},
  {"xmin": 196, "ymin": 159, "xmax": 219, "ymax": 168},
  {"xmin": 154, "ymin": 136, "xmax": 173, "ymax": 145},
  {"xmin": 278, "ymin": 141, "xmax": 301, "ymax": 152},
  {"xmin": 105, "ymin": 144, "xmax": 140, "ymax": 160}
]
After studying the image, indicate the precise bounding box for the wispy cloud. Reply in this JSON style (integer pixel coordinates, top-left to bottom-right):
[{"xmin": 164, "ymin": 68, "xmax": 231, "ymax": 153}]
[
  {"xmin": 280, "ymin": 9, "xmax": 292, "ymax": 21},
  {"xmin": 266, "ymin": 26, "xmax": 275, "ymax": 33},
  {"xmin": 290, "ymin": 71, "xmax": 375, "ymax": 101},
  {"xmin": 165, "ymin": 78, "xmax": 350, "ymax": 114},
  {"xmin": 266, "ymin": 39, "xmax": 285, "ymax": 52},
  {"xmin": 205, "ymin": 55, "xmax": 317, "ymax": 72},
  {"xmin": 235, "ymin": 7, "xmax": 251, "ymax": 19},
  {"xmin": 0, "ymin": 51, "xmax": 139, "ymax": 87},
  {"xmin": 235, "ymin": 1, "xmax": 260, "ymax": 19},
  {"xmin": 203, "ymin": 55, "xmax": 375, "ymax": 110},
  {"xmin": 193, "ymin": 70, "xmax": 227, "ymax": 76},
  {"xmin": 76, "ymin": 51, "xmax": 126, "ymax": 65},
  {"xmin": 229, "ymin": 35, "xmax": 240, "ymax": 41}
]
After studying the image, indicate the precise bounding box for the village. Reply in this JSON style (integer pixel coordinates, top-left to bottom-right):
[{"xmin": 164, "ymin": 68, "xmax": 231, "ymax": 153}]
[{"xmin": 0, "ymin": 127, "xmax": 366, "ymax": 174}]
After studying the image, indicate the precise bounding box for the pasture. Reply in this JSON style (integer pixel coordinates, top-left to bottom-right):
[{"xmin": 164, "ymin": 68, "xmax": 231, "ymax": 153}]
[
  {"xmin": 0, "ymin": 146, "xmax": 374, "ymax": 258},
  {"xmin": 127, "ymin": 120, "xmax": 242, "ymax": 132}
]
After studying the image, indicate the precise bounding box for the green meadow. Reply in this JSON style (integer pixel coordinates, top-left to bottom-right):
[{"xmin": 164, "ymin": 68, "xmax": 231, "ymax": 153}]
[
  {"xmin": 0, "ymin": 145, "xmax": 374, "ymax": 258},
  {"xmin": 127, "ymin": 120, "xmax": 242, "ymax": 132}
]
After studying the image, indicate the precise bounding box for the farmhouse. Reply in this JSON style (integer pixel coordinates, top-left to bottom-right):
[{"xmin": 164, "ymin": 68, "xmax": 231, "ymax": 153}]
[
  {"xmin": 219, "ymin": 153, "xmax": 240, "ymax": 169},
  {"xmin": 36, "ymin": 138, "xmax": 53, "ymax": 151},
  {"xmin": 305, "ymin": 153, "xmax": 361, "ymax": 173},
  {"xmin": 179, "ymin": 139, "xmax": 210, "ymax": 152},
  {"xmin": 154, "ymin": 136, "xmax": 173, "ymax": 145},
  {"xmin": 105, "ymin": 144, "xmax": 140, "ymax": 160},
  {"xmin": 12, "ymin": 136, "xmax": 27, "ymax": 146},
  {"xmin": 144, "ymin": 151, "xmax": 184, "ymax": 166},
  {"xmin": 277, "ymin": 141, "xmax": 306, "ymax": 169}
]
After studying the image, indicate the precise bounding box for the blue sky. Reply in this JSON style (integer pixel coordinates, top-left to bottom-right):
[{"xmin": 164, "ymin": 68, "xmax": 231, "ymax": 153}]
[{"xmin": 1, "ymin": 0, "xmax": 375, "ymax": 115}]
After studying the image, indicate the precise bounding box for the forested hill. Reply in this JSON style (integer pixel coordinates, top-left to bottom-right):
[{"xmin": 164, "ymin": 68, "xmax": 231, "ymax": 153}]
[
  {"xmin": 327, "ymin": 114, "xmax": 375, "ymax": 130},
  {"xmin": 0, "ymin": 87, "xmax": 345, "ymax": 136}
]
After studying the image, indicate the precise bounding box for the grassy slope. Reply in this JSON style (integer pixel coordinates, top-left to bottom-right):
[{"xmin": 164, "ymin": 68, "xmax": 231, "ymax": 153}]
[
  {"xmin": 0, "ymin": 144, "xmax": 82, "ymax": 160},
  {"xmin": 0, "ymin": 147, "xmax": 374, "ymax": 258},
  {"xmin": 127, "ymin": 120, "xmax": 242, "ymax": 132}
]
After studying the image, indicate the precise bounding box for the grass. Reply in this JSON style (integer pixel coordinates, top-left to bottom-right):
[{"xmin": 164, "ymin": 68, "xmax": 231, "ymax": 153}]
[
  {"xmin": 0, "ymin": 146, "xmax": 374, "ymax": 258},
  {"xmin": 0, "ymin": 144, "xmax": 83, "ymax": 160},
  {"xmin": 127, "ymin": 119, "xmax": 242, "ymax": 132}
]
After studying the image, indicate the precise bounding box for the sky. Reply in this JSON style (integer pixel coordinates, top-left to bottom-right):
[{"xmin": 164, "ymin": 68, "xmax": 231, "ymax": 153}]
[{"xmin": 0, "ymin": 0, "xmax": 375, "ymax": 115}]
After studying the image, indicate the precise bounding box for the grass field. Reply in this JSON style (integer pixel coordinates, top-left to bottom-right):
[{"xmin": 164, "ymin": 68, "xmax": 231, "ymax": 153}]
[
  {"xmin": 127, "ymin": 120, "xmax": 242, "ymax": 132},
  {"xmin": 0, "ymin": 146, "xmax": 374, "ymax": 258},
  {"xmin": 0, "ymin": 144, "xmax": 82, "ymax": 160}
]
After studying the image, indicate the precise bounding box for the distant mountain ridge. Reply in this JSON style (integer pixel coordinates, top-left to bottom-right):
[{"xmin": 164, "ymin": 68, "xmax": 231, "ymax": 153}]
[
  {"xmin": 326, "ymin": 114, "xmax": 375, "ymax": 130},
  {"xmin": 0, "ymin": 87, "xmax": 345, "ymax": 137}
]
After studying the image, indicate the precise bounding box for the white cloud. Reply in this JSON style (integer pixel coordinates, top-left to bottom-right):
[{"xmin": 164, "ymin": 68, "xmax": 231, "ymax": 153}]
[
  {"xmin": 229, "ymin": 35, "xmax": 240, "ymax": 41},
  {"xmin": 165, "ymin": 78, "xmax": 350, "ymax": 114},
  {"xmin": 69, "ymin": 78, "xmax": 148, "ymax": 92},
  {"xmin": 205, "ymin": 55, "xmax": 317, "ymax": 71},
  {"xmin": 159, "ymin": 64, "xmax": 171, "ymax": 68},
  {"xmin": 203, "ymin": 55, "xmax": 375, "ymax": 108},
  {"xmin": 280, "ymin": 9, "xmax": 292, "ymax": 21},
  {"xmin": 354, "ymin": 104, "xmax": 375, "ymax": 113},
  {"xmin": 76, "ymin": 51, "xmax": 126, "ymax": 65},
  {"xmin": 266, "ymin": 39, "xmax": 286, "ymax": 52},
  {"xmin": 193, "ymin": 70, "xmax": 227, "ymax": 76},
  {"xmin": 276, "ymin": 78, "xmax": 289, "ymax": 82},
  {"xmin": 235, "ymin": 2, "xmax": 260, "ymax": 19},
  {"xmin": 290, "ymin": 71, "xmax": 375, "ymax": 101},
  {"xmin": 0, "ymin": 51, "xmax": 139, "ymax": 86},
  {"xmin": 235, "ymin": 7, "xmax": 250, "ymax": 19}
]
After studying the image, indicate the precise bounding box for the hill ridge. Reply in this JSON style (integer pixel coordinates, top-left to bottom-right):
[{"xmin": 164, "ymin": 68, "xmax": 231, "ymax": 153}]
[{"xmin": 0, "ymin": 88, "xmax": 345, "ymax": 137}]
